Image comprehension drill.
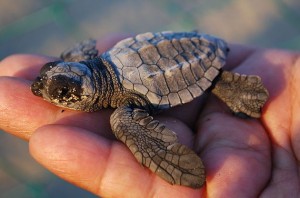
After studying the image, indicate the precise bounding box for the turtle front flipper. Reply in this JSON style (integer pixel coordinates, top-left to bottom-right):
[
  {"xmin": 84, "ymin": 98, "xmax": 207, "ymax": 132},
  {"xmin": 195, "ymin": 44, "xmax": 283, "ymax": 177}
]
[
  {"xmin": 60, "ymin": 39, "xmax": 98, "ymax": 62},
  {"xmin": 110, "ymin": 106, "xmax": 205, "ymax": 188},
  {"xmin": 212, "ymin": 71, "xmax": 269, "ymax": 118}
]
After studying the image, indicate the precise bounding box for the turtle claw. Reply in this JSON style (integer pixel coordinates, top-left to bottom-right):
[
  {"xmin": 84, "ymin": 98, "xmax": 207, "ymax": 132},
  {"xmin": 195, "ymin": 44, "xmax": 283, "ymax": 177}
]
[
  {"xmin": 60, "ymin": 39, "xmax": 98, "ymax": 62},
  {"xmin": 212, "ymin": 71, "xmax": 269, "ymax": 118}
]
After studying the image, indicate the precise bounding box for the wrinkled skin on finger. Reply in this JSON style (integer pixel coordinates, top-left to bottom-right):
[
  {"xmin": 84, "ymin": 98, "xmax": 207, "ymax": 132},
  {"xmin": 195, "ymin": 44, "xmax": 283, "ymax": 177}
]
[{"xmin": 1, "ymin": 35, "xmax": 300, "ymax": 197}]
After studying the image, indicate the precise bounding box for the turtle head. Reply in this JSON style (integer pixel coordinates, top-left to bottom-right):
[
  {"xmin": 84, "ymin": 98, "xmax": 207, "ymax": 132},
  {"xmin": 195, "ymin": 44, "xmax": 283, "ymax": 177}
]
[{"xmin": 31, "ymin": 61, "xmax": 98, "ymax": 111}]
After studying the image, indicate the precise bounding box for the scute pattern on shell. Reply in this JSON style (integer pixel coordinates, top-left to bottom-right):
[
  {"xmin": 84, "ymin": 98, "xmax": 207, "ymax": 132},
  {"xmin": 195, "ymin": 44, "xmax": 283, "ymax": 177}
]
[{"xmin": 101, "ymin": 31, "xmax": 228, "ymax": 109}]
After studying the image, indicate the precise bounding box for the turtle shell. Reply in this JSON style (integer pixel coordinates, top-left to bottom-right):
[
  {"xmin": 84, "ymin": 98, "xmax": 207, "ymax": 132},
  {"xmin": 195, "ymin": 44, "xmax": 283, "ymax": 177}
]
[{"xmin": 101, "ymin": 31, "xmax": 228, "ymax": 109}]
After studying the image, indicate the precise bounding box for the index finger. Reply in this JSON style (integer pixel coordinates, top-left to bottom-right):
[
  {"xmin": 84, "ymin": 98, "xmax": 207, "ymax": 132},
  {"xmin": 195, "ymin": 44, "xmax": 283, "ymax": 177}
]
[
  {"xmin": 225, "ymin": 43, "xmax": 256, "ymax": 70},
  {"xmin": 0, "ymin": 34, "xmax": 129, "ymax": 80},
  {"xmin": 0, "ymin": 35, "xmax": 128, "ymax": 140}
]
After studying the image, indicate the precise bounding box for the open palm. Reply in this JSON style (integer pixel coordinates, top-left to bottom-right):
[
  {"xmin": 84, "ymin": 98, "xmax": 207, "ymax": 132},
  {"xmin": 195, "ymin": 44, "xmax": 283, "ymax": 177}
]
[{"xmin": 0, "ymin": 36, "xmax": 299, "ymax": 198}]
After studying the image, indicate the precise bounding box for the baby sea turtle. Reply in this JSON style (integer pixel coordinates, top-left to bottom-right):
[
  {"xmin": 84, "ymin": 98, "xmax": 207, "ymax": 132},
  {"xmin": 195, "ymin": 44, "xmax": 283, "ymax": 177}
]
[{"xmin": 31, "ymin": 31, "xmax": 269, "ymax": 188}]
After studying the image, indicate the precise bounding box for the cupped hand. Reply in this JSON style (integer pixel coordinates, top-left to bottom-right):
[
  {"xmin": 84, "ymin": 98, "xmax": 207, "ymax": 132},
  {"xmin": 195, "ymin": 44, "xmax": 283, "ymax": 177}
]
[{"xmin": 0, "ymin": 36, "xmax": 299, "ymax": 198}]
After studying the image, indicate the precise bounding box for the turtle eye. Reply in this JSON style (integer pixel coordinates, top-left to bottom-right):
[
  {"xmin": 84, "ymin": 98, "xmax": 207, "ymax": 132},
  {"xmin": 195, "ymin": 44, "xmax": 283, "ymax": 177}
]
[
  {"xmin": 31, "ymin": 76, "xmax": 44, "ymax": 97},
  {"xmin": 57, "ymin": 86, "xmax": 69, "ymax": 98},
  {"xmin": 47, "ymin": 75, "xmax": 82, "ymax": 101}
]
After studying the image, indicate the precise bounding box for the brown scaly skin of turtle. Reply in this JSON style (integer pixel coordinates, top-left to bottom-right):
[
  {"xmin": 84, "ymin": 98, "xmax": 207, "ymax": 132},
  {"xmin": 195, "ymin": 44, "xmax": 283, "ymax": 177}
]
[{"xmin": 31, "ymin": 31, "xmax": 269, "ymax": 188}]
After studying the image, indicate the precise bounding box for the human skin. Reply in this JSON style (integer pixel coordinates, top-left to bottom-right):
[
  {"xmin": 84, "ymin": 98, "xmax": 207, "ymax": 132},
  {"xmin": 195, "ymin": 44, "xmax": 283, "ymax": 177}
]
[{"xmin": 0, "ymin": 35, "xmax": 300, "ymax": 197}]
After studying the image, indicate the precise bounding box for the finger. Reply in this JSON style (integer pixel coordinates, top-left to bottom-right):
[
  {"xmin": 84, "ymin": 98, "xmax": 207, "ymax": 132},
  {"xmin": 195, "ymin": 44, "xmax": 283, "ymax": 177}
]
[
  {"xmin": 29, "ymin": 125, "xmax": 202, "ymax": 198},
  {"xmin": 0, "ymin": 35, "xmax": 129, "ymax": 139},
  {"xmin": 0, "ymin": 34, "xmax": 129, "ymax": 79},
  {"xmin": 0, "ymin": 77, "xmax": 114, "ymax": 140},
  {"xmin": 0, "ymin": 76, "xmax": 195, "ymax": 142},
  {"xmin": 0, "ymin": 54, "xmax": 55, "ymax": 80},
  {"xmin": 96, "ymin": 34, "xmax": 130, "ymax": 53},
  {"xmin": 258, "ymin": 50, "xmax": 300, "ymax": 195},
  {"xmin": 195, "ymin": 96, "xmax": 271, "ymax": 197},
  {"xmin": 0, "ymin": 77, "xmax": 56, "ymax": 139},
  {"xmin": 225, "ymin": 44, "xmax": 256, "ymax": 71}
]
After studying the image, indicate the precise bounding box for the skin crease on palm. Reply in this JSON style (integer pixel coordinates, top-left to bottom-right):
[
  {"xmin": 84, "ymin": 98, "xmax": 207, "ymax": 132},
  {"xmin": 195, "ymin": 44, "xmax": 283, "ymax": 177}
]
[{"xmin": 0, "ymin": 35, "xmax": 300, "ymax": 198}]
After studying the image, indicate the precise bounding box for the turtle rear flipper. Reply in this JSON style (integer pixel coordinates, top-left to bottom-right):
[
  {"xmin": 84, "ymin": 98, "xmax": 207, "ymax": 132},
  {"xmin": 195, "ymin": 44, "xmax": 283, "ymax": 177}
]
[
  {"xmin": 60, "ymin": 39, "xmax": 98, "ymax": 62},
  {"xmin": 110, "ymin": 106, "xmax": 205, "ymax": 188},
  {"xmin": 212, "ymin": 71, "xmax": 269, "ymax": 118}
]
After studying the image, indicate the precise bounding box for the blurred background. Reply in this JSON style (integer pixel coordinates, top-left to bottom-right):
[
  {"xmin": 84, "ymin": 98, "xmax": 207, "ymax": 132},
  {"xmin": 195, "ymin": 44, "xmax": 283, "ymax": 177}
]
[{"xmin": 0, "ymin": 0, "xmax": 299, "ymax": 197}]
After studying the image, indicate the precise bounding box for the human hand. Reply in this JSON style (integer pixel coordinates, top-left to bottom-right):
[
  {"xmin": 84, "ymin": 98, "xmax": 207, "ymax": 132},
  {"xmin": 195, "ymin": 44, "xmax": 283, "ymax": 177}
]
[{"xmin": 0, "ymin": 35, "xmax": 299, "ymax": 197}]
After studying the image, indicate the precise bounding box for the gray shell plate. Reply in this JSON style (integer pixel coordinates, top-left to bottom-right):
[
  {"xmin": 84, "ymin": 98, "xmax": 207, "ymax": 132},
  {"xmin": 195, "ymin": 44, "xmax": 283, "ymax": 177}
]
[{"xmin": 101, "ymin": 31, "xmax": 228, "ymax": 109}]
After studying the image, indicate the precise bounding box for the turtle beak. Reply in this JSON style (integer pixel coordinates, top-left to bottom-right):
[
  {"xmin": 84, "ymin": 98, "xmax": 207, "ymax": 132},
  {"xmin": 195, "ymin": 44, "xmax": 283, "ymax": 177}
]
[
  {"xmin": 31, "ymin": 76, "xmax": 44, "ymax": 97},
  {"xmin": 31, "ymin": 61, "xmax": 61, "ymax": 97}
]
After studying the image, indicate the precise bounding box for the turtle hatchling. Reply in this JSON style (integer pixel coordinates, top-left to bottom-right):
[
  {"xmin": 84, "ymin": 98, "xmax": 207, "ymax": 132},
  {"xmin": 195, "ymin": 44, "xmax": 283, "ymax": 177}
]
[{"xmin": 31, "ymin": 31, "xmax": 269, "ymax": 188}]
